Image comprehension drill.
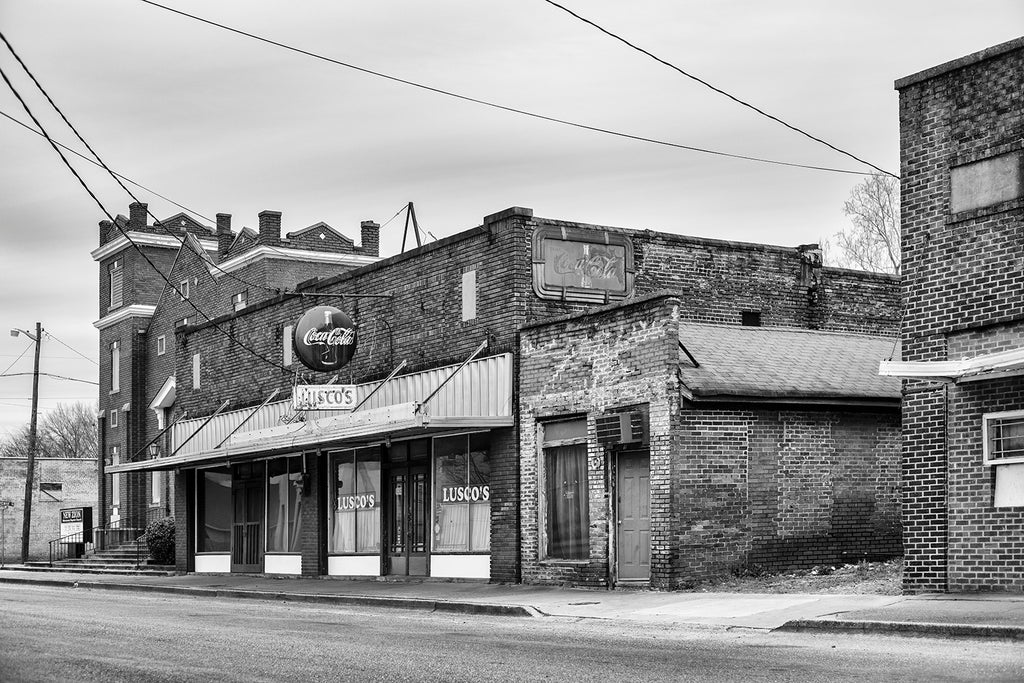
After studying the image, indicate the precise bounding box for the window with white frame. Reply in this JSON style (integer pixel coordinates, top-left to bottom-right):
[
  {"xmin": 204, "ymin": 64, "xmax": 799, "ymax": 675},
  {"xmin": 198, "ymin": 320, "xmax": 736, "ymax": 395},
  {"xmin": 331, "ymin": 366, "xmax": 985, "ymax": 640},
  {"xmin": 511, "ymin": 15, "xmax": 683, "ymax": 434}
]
[
  {"xmin": 984, "ymin": 410, "xmax": 1024, "ymax": 465},
  {"xmin": 151, "ymin": 470, "xmax": 162, "ymax": 506},
  {"xmin": 109, "ymin": 409, "xmax": 118, "ymax": 428},
  {"xmin": 540, "ymin": 417, "xmax": 590, "ymax": 560},
  {"xmin": 232, "ymin": 290, "xmax": 248, "ymax": 312},
  {"xmin": 110, "ymin": 445, "xmax": 120, "ymax": 508},
  {"xmin": 110, "ymin": 340, "xmax": 120, "ymax": 393},
  {"xmin": 179, "ymin": 279, "xmax": 190, "ymax": 300},
  {"xmin": 108, "ymin": 258, "xmax": 123, "ymax": 310},
  {"xmin": 157, "ymin": 335, "xmax": 166, "ymax": 356}
]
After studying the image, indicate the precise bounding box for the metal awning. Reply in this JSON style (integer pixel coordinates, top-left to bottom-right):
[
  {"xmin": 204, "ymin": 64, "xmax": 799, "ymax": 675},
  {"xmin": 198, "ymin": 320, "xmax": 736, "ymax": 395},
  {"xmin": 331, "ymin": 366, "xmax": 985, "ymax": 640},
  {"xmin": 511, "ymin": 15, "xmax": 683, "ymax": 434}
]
[
  {"xmin": 879, "ymin": 346, "xmax": 1024, "ymax": 383},
  {"xmin": 107, "ymin": 401, "xmax": 513, "ymax": 473},
  {"xmin": 108, "ymin": 351, "xmax": 514, "ymax": 474}
]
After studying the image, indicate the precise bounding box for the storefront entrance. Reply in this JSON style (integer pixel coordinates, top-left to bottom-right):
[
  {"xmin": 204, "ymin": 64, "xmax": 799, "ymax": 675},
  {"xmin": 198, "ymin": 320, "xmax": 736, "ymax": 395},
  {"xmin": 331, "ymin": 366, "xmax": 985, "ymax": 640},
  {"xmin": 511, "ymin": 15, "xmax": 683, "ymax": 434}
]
[
  {"xmin": 231, "ymin": 462, "xmax": 265, "ymax": 573},
  {"xmin": 616, "ymin": 450, "xmax": 650, "ymax": 582},
  {"xmin": 387, "ymin": 463, "xmax": 429, "ymax": 576}
]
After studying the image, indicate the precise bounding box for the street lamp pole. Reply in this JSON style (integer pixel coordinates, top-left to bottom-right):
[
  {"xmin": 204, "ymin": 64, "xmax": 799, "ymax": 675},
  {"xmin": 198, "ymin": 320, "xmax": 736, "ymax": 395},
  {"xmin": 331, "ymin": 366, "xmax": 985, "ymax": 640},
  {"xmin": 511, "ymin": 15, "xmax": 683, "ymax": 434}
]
[{"xmin": 12, "ymin": 323, "xmax": 42, "ymax": 563}]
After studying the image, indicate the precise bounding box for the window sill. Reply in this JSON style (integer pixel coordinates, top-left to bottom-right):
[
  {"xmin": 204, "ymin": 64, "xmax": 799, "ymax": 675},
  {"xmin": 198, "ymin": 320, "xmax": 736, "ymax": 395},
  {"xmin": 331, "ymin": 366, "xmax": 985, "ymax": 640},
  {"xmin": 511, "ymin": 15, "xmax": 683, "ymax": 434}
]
[{"xmin": 539, "ymin": 559, "xmax": 590, "ymax": 566}]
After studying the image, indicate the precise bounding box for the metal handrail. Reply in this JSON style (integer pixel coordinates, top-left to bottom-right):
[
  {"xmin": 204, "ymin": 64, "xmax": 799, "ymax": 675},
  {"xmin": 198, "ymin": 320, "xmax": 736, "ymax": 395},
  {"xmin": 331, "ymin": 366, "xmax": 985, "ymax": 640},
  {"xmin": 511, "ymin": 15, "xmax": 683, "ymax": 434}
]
[{"xmin": 47, "ymin": 520, "xmax": 143, "ymax": 568}]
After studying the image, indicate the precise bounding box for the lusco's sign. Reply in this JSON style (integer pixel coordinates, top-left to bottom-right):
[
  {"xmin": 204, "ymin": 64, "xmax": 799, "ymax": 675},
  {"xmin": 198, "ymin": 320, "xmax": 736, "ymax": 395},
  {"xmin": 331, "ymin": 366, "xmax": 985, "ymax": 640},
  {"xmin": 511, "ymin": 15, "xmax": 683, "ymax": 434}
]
[
  {"xmin": 293, "ymin": 305, "xmax": 357, "ymax": 372},
  {"xmin": 293, "ymin": 384, "xmax": 357, "ymax": 411},
  {"xmin": 441, "ymin": 485, "xmax": 490, "ymax": 503}
]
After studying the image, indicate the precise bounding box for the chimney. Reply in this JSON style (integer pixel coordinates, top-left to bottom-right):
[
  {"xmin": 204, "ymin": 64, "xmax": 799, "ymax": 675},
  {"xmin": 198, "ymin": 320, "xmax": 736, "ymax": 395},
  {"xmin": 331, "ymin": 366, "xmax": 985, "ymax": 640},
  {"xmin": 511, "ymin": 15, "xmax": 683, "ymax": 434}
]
[
  {"xmin": 360, "ymin": 220, "xmax": 380, "ymax": 257},
  {"xmin": 258, "ymin": 210, "xmax": 282, "ymax": 246},
  {"xmin": 99, "ymin": 219, "xmax": 112, "ymax": 246},
  {"xmin": 129, "ymin": 202, "xmax": 148, "ymax": 231},
  {"xmin": 216, "ymin": 214, "xmax": 233, "ymax": 258}
]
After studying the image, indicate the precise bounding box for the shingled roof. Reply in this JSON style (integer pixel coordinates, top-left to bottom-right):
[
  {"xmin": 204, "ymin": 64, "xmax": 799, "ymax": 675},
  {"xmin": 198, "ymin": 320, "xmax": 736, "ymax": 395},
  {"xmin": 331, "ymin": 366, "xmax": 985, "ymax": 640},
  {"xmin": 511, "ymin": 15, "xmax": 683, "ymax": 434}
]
[{"xmin": 676, "ymin": 322, "xmax": 900, "ymax": 405}]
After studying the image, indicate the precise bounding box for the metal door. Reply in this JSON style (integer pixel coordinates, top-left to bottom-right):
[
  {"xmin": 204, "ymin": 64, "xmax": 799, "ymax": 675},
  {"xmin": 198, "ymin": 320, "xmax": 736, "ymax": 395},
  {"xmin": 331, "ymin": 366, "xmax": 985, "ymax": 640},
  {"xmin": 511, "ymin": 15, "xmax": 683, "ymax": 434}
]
[{"xmin": 616, "ymin": 451, "xmax": 650, "ymax": 581}]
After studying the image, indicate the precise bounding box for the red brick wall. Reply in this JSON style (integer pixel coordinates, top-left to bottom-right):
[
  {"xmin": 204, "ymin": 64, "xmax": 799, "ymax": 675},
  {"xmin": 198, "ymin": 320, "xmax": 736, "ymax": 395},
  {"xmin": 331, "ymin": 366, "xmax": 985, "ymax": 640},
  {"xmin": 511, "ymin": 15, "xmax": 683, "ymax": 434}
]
[{"xmin": 896, "ymin": 39, "xmax": 1024, "ymax": 592}]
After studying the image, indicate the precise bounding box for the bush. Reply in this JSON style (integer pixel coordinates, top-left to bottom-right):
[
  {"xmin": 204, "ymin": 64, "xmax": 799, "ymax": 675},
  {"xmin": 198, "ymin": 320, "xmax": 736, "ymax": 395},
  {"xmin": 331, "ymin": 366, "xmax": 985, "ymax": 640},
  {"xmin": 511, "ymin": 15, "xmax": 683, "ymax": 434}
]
[{"xmin": 145, "ymin": 516, "xmax": 175, "ymax": 565}]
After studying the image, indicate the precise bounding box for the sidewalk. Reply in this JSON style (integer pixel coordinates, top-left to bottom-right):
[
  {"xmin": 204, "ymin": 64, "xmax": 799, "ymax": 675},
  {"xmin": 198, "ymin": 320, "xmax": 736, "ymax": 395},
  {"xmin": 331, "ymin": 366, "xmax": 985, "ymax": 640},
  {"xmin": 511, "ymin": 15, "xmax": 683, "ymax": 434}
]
[{"xmin": 1, "ymin": 567, "xmax": 1022, "ymax": 639}]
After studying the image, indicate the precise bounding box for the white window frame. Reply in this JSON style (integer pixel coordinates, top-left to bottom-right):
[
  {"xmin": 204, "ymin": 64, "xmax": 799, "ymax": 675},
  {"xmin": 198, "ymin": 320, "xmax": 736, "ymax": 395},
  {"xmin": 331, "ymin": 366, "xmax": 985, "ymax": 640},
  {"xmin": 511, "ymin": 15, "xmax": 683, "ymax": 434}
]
[
  {"xmin": 110, "ymin": 339, "xmax": 120, "ymax": 394},
  {"xmin": 983, "ymin": 409, "xmax": 1024, "ymax": 465},
  {"xmin": 108, "ymin": 258, "xmax": 123, "ymax": 310},
  {"xmin": 156, "ymin": 335, "xmax": 166, "ymax": 356},
  {"xmin": 232, "ymin": 290, "xmax": 248, "ymax": 312},
  {"xmin": 283, "ymin": 325, "xmax": 293, "ymax": 366},
  {"xmin": 461, "ymin": 270, "xmax": 477, "ymax": 322},
  {"xmin": 110, "ymin": 446, "xmax": 121, "ymax": 508},
  {"xmin": 179, "ymin": 279, "xmax": 190, "ymax": 301},
  {"xmin": 109, "ymin": 409, "xmax": 118, "ymax": 428},
  {"xmin": 151, "ymin": 470, "xmax": 163, "ymax": 506}
]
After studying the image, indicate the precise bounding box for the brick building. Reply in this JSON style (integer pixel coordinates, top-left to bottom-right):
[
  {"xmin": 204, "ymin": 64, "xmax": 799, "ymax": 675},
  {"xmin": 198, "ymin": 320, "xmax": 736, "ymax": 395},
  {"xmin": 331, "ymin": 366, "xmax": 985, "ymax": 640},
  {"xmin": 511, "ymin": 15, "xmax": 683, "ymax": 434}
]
[
  {"xmin": 882, "ymin": 37, "xmax": 1024, "ymax": 592},
  {"xmin": 0, "ymin": 457, "xmax": 97, "ymax": 562},
  {"xmin": 101, "ymin": 204, "xmax": 901, "ymax": 585}
]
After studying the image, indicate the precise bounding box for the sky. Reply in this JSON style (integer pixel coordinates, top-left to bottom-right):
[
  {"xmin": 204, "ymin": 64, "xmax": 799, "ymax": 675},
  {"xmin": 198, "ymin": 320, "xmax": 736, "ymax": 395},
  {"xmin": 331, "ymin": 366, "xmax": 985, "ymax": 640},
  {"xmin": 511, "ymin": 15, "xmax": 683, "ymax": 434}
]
[{"xmin": 0, "ymin": 0, "xmax": 1021, "ymax": 437}]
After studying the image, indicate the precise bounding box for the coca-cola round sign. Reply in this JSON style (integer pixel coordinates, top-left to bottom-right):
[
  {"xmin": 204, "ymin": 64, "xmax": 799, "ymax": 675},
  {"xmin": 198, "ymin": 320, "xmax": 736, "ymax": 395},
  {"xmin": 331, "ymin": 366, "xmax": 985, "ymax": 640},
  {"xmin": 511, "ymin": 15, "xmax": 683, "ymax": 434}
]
[{"xmin": 293, "ymin": 306, "xmax": 357, "ymax": 372}]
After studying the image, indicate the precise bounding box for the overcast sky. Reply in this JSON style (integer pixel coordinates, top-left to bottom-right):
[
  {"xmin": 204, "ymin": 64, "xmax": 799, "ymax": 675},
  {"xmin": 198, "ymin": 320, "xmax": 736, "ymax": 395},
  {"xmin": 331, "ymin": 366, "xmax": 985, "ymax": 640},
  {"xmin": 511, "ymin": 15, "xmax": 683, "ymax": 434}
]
[{"xmin": 0, "ymin": 0, "xmax": 1021, "ymax": 437}]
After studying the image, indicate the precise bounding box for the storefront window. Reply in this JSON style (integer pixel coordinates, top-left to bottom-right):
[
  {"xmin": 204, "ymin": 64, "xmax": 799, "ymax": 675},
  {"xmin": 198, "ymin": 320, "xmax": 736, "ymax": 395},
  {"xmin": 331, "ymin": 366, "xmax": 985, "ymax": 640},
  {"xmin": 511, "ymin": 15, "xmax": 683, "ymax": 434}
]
[
  {"xmin": 434, "ymin": 433, "xmax": 490, "ymax": 552},
  {"xmin": 330, "ymin": 448, "xmax": 380, "ymax": 553},
  {"xmin": 197, "ymin": 467, "xmax": 231, "ymax": 552},
  {"xmin": 266, "ymin": 456, "xmax": 303, "ymax": 553},
  {"xmin": 542, "ymin": 419, "xmax": 589, "ymax": 560}
]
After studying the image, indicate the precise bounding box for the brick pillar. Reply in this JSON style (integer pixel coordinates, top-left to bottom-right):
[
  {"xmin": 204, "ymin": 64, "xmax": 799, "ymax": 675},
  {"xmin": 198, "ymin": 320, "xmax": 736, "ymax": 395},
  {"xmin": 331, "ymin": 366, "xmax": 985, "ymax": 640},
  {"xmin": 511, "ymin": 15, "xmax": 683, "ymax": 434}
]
[
  {"xmin": 129, "ymin": 202, "xmax": 148, "ymax": 231},
  {"xmin": 216, "ymin": 214, "xmax": 233, "ymax": 258},
  {"xmin": 173, "ymin": 470, "xmax": 193, "ymax": 573},
  {"xmin": 901, "ymin": 386, "xmax": 948, "ymax": 593},
  {"xmin": 300, "ymin": 451, "xmax": 324, "ymax": 576}
]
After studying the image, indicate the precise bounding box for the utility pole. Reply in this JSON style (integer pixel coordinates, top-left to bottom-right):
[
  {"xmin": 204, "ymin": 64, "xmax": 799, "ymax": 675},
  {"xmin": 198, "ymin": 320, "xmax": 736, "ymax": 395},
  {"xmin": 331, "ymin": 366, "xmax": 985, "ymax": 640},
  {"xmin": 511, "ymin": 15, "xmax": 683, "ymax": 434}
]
[{"xmin": 11, "ymin": 323, "xmax": 42, "ymax": 563}]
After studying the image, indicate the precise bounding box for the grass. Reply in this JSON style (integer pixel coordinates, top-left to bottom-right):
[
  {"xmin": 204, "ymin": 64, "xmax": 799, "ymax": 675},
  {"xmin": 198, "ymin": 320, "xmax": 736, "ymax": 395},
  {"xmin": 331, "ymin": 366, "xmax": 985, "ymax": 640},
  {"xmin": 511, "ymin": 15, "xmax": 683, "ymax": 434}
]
[{"xmin": 684, "ymin": 558, "xmax": 903, "ymax": 595}]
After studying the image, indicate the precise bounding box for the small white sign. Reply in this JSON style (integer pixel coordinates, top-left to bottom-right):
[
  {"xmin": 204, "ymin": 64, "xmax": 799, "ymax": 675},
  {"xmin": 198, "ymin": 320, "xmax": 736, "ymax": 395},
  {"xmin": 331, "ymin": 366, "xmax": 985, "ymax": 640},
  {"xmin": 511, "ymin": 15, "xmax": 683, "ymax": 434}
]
[{"xmin": 293, "ymin": 384, "xmax": 357, "ymax": 411}]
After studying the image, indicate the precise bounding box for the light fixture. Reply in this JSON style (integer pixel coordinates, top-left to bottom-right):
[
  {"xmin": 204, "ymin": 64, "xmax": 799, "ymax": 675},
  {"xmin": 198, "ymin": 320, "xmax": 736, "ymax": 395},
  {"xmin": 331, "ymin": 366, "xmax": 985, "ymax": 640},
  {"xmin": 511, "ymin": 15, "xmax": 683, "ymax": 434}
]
[{"xmin": 148, "ymin": 443, "xmax": 160, "ymax": 459}]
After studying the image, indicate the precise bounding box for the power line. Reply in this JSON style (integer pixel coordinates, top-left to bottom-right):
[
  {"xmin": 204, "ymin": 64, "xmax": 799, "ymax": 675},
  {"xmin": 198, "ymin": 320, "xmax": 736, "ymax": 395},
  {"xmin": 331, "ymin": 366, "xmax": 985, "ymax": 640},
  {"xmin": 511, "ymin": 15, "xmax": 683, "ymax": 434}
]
[
  {"xmin": 136, "ymin": 0, "xmax": 870, "ymax": 176},
  {"xmin": 541, "ymin": 0, "xmax": 898, "ymax": 179},
  {"xmin": 0, "ymin": 53, "xmax": 293, "ymax": 377},
  {"xmin": 0, "ymin": 344, "xmax": 33, "ymax": 376},
  {"xmin": 0, "ymin": 372, "xmax": 99, "ymax": 386},
  {"xmin": 43, "ymin": 331, "xmax": 98, "ymax": 366},
  {"xmin": 0, "ymin": 110, "xmax": 215, "ymax": 222},
  {"xmin": 0, "ymin": 34, "xmax": 283, "ymax": 302}
]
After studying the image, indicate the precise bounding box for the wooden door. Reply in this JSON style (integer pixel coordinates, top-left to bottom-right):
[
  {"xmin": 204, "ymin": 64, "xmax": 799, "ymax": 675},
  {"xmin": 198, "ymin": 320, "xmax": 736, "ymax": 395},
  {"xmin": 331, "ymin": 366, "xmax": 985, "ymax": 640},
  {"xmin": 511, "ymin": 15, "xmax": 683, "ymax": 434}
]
[
  {"xmin": 616, "ymin": 451, "xmax": 650, "ymax": 581},
  {"xmin": 387, "ymin": 464, "xmax": 428, "ymax": 576},
  {"xmin": 231, "ymin": 477, "xmax": 264, "ymax": 572}
]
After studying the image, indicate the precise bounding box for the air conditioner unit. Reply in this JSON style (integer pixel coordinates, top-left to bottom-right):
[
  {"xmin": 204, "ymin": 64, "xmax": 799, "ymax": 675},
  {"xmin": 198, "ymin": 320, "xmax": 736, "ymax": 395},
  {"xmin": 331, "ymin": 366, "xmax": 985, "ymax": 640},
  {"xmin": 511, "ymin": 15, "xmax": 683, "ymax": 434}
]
[{"xmin": 595, "ymin": 410, "xmax": 648, "ymax": 447}]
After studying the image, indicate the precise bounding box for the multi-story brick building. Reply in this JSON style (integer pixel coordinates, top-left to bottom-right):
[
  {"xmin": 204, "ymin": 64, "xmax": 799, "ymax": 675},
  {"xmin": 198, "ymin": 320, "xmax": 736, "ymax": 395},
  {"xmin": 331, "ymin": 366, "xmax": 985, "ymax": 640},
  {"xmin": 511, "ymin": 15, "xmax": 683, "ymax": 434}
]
[
  {"xmin": 882, "ymin": 37, "xmax": 1024, "ymax": 593},
  {"xmin": 102, "ymin": 203, "xmax": 901, "ymax": 586}
]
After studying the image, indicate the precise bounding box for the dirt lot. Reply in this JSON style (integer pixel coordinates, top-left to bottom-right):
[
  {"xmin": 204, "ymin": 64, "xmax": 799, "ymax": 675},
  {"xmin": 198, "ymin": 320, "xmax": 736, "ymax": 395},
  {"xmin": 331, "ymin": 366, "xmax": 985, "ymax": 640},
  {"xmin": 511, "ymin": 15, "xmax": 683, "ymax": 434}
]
[{"xmin": 686, "ymin": 559, "xmax": 903, "ymax": 595}]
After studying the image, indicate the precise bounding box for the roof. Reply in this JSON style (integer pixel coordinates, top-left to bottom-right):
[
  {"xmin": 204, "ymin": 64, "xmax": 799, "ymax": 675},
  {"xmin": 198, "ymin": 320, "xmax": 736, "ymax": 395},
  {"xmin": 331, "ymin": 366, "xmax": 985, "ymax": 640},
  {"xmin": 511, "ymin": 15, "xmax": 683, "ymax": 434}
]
[{"xmin": 676, "ymin": 322, "xmax": 900, "ymax": 405}]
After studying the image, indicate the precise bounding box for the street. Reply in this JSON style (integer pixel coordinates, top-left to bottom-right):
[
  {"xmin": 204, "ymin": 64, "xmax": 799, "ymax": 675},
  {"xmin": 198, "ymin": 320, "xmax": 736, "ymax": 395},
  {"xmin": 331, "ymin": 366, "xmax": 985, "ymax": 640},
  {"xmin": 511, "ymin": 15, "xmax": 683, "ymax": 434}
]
[{"xmin": 0, "ymin": 584, "xmax": 1021, "ymax": 682}]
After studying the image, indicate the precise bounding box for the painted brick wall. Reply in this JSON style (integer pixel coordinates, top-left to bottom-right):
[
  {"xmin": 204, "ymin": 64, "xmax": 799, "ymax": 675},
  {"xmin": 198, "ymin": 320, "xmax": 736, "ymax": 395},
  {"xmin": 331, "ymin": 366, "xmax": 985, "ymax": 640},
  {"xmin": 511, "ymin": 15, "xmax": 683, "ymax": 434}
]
[
  {"xmin": 520, "ymin": 295, "xmax": 901, "ymax": 588},
  {"xmin": 896, "ymin": 39, "xmax": 1024, "ymax": 592},
  {"xmin": 0, "ymin": 457, "xmax": 97, "ymax": 561},
  {"xmin": 519, "ymin": 295, "xmax": 678, "ymax": 587}
]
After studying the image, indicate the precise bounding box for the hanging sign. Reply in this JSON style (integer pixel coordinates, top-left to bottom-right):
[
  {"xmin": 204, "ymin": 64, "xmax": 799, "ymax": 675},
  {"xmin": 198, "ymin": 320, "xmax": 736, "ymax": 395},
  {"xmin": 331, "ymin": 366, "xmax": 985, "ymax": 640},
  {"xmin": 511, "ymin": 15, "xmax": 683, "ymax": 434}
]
[
  {"xmin": 293, "ymin": 384, "xmax": 357, "ymax": 411},
  {"xmin": 293, "ymin": 305, "xmax": 357, "ymax": 372}
]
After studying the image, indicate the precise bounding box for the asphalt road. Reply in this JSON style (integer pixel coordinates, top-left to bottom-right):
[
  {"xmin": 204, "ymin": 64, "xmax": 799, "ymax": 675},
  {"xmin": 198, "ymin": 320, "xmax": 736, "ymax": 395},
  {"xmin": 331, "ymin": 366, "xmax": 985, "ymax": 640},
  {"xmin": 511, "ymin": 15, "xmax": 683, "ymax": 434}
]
[{"xmin": 1, "ymin": 584, "xmax": 1022, "ymax": 682}]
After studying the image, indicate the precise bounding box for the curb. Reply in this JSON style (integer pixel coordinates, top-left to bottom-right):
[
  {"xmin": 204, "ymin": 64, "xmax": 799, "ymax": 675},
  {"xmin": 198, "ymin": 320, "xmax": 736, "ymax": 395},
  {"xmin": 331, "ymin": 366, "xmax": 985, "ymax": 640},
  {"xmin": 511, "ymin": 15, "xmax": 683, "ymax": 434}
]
[
  {"xmin": 0, "ymin": 576, "xmax": 537, "ymax": 618},
  {"xmin": 778, "ymin": 618, "xmax": 1024, "ymax": 640}
]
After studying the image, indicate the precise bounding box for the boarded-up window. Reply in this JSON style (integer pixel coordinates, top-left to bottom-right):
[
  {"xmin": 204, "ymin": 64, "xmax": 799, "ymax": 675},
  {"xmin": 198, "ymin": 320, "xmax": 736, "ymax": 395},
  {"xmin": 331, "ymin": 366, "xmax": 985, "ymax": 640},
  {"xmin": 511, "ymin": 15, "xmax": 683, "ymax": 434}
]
[
  {"xmin": 462, "ymin": 270, "xmax": 477, "ymax": 321},
  {"xmin": 951, "ymin": 152, "xmax": 1023, "ymax": 213}
]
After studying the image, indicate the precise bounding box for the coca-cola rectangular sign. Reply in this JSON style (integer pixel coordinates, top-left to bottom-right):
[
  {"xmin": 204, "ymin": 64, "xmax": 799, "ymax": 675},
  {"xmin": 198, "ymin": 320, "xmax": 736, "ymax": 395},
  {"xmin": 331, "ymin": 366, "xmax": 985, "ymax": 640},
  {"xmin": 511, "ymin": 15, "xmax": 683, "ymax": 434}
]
[{"xmin": 293, "ymin": 384, "xmax": 357, "ymax": 411}]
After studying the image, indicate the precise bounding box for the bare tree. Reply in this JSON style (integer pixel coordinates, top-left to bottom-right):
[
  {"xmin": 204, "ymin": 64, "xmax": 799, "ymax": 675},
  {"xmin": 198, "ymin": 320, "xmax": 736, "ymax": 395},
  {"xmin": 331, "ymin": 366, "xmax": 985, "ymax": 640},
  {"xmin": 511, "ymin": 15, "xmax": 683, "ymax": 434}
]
[
  {"xmin": 0, "ymin": 401, "xmax": 97, "ymax": 459},
  {"xmin": 827, "ymin": 173, "xmax": 901, "ymax": 274}
]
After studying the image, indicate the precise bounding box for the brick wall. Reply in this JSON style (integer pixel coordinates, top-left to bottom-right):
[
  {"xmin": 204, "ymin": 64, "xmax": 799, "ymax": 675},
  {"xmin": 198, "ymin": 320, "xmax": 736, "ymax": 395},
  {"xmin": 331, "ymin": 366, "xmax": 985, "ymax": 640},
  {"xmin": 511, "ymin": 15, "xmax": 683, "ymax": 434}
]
[
  {"xmin": 520, "ymin": 295, "xmax": 900, "ymax": 588},
  {"xmin": 896, "ymin": 38, "xmax": 1024, "ymax": 592},
  {"xmin": 0, "ymin": 457, "xmax": 97, "ymax": 561}
]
